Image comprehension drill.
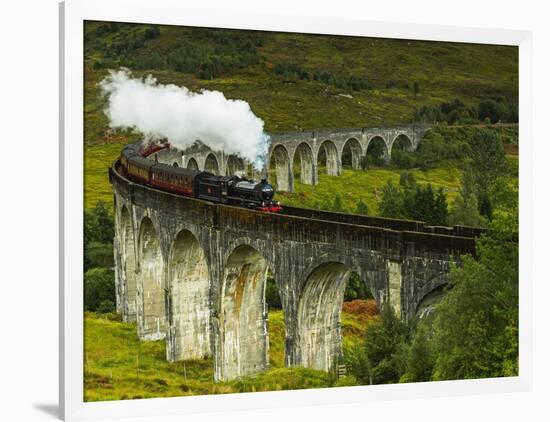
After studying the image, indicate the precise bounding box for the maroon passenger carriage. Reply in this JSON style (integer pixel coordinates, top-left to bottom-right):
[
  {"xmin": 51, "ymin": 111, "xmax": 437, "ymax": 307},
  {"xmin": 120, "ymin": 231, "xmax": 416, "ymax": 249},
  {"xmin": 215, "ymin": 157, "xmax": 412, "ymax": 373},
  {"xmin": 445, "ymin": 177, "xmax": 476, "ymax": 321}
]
[{"xmin": 119, "ymin": 141, "xmax": 283, "ymax": 212}]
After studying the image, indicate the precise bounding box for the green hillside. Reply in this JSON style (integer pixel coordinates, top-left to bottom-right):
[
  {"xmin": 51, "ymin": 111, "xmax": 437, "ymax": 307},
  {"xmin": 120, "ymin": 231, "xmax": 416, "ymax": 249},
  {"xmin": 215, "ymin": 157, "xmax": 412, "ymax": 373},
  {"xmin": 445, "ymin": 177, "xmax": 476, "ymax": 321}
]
[
  {"xmin": 84, "ymin": 21, "xmax": 518, "ymax": 144},
  {"xmin": 83, "ymin": 21, "xmax": 518, "ymax": 212}
]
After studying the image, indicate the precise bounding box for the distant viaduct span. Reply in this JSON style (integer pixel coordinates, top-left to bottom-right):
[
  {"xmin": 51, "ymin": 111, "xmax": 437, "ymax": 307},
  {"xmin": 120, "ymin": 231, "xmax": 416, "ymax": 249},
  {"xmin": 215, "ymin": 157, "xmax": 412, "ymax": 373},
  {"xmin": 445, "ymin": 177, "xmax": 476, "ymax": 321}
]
[
  {"xmin": 149, "ymin": 124, "xmax": 430, "ymax": 193},
  {"xmin": 110, "ymin": 140, "xmax": 480, "ymax": 382}
]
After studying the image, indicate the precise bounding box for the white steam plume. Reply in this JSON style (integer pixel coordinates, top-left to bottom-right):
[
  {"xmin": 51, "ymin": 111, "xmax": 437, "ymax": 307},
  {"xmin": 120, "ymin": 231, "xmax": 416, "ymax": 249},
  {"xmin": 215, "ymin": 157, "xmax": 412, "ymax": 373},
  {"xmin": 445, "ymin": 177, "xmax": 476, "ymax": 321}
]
[{"xmin": 99, "ymin": 69, "xmax": 270, "ymax": 169}]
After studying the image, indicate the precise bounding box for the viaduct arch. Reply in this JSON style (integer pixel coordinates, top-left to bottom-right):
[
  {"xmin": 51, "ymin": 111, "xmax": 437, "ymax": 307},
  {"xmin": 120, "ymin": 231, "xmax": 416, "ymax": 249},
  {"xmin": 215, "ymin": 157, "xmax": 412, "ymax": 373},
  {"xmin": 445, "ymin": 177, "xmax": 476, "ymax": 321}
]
[
  {"xmin": 110, "ymin": 141, "xmax": 479, "ymax": 381},
  {"xmin": 172, "ymin": 124, "xmax": 429, "ymax": 193}
]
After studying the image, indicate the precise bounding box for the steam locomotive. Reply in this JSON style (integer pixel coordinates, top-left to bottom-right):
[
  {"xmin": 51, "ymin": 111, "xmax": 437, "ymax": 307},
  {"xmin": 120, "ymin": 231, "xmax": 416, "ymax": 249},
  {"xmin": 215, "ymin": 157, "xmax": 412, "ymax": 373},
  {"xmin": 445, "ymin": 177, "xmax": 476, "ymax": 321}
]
[{"xmin": 119, "ymin": 142, "xmax": 282, "ymax": 212}]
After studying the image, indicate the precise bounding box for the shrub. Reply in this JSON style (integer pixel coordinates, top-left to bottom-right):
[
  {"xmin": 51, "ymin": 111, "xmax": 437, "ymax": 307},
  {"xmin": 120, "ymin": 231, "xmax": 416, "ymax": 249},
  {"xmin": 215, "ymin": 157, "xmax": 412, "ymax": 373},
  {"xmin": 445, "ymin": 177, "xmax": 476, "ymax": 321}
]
[
  {"xmin": 413, "ymin": 97, "xmax": 516, "ymax": 125},
  {"xmin": 84, "ymin": 268, "xmax": 116, "ymax": 312},
  {"xmin": 365, "ymin": 141, "xmax": 387, "ymax": 167},
  {"xmin": 432, "ymin": 211, "xmax": 518, "ymax": 379},
  {"xmin": 144, "ymin": 26, "xmax": 160, "ymax": 40},
  {"xmin": 379, "ymin": 181, "xmax": 404, "ymax": 219},
  {"xmin": 84, "ymin": 201, "xmax": 114, "ymax": 245},
  {"xmin": 265, "ymin": 276, "xmax": 282, "ymax": 309},
  {"xmin": 273, "ymin": 63, "xmax": 372, "ymax": 91},
  {"xmin": 391, "ymin": 150, "xmax": 415, "ymax": 168},
  {"xmin": 97, "ymin": 299, "xmax": 116, "ymax": 314},
  {"xmin": 350, "ymin": 305, "xmax": 408, "ymax": 385},
  {"xmin": 344, "ymin": 272, "xmax": 374, "ymax": 301},
  {"xmin": 84, "ymin": 201, "xmax": 115, "ymax": 271},
  {"xmin": 85, "ymin": 241, "xmax": 114, "ymax": 271},
  {"xmin": 342, "ymin": 299, "xmax": 379, "ymax": 318}
]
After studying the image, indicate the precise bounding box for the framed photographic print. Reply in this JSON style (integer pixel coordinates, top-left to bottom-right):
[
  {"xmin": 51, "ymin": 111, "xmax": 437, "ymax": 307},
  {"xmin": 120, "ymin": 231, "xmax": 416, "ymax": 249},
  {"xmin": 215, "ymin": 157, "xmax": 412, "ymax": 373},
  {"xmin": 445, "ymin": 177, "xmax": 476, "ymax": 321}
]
[{"xmin": 60, "ymin": 0, "xmax": 532, "ymax": 420}]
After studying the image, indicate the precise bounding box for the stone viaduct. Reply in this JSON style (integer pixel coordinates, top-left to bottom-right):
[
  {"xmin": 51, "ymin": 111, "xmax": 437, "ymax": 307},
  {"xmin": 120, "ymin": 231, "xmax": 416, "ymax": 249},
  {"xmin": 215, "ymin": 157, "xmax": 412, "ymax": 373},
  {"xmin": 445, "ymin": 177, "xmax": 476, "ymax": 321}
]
[
  {"xmin": 110, "ymin": 143, "xmax": 480, "ymax": 382},
  {"xmin": 155, "ymin": 124, "xmax": 430, "ymax": 193}
]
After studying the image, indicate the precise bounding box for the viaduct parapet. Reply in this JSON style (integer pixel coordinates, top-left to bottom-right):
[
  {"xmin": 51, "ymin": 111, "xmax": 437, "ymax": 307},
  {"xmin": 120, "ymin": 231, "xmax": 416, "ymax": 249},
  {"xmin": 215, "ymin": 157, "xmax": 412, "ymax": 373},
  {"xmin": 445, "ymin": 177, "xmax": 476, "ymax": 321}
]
[
  {"xmin": 110, "ymin": 144, "xmax": 478, "ymax": 382},
  {"xmin": 149, "ymin": 124, "xmax": 431, "ymax": 193}
]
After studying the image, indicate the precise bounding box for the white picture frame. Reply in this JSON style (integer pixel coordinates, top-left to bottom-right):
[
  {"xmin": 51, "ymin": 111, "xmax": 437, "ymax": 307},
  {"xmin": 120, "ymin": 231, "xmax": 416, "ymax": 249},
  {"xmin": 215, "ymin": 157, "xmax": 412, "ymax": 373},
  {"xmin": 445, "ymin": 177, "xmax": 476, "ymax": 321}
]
[{"xmin": 60, "ymin": 0, "xmax": 533, "ymax": 420}]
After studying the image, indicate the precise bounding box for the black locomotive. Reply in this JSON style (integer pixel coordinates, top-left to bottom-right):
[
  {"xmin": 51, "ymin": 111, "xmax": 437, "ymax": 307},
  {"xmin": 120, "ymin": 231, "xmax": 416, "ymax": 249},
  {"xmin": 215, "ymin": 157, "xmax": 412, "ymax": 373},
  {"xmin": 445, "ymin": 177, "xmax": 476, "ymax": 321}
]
[{"xmin": 119, "ymin": 142, "xmax": 282, "ymax": 212}]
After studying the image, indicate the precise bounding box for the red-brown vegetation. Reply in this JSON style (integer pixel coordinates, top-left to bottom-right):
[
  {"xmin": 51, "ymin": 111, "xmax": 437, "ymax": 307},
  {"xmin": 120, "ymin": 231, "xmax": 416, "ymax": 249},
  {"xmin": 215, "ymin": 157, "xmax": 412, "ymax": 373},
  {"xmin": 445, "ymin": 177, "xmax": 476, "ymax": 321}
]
[{"xmin": 342, "ymin": 299, "xmax": 379, "ymax": 320}]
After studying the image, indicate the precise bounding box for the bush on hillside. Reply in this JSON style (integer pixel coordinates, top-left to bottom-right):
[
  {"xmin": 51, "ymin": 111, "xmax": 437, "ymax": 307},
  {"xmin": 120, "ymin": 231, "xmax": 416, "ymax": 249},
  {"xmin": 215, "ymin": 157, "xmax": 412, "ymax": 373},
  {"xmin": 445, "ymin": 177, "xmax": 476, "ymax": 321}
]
[
  {"xmin": 265, "ymin": 276, "xmax": 282, "ymax": 309},
  {"xmin": 342, "ymin": 299, "xmax": 379, "ymax": 318},
  {"xmin": 84, "ymin": 202, "xmax": 115, "ymax": 271},
  {"xmin": 84, "ymin": 268, "xmax": 116, "ymax": 313}
]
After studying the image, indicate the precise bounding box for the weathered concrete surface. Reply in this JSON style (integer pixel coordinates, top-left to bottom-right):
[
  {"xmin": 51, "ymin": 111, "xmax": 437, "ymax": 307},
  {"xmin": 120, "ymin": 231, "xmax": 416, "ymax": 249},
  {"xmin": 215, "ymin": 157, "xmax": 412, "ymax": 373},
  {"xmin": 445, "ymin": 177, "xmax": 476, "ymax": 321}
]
[
  {"xmin": 136, "ymin": 217, "xmax": 167, "ymax": 341},
  {"xmin": 166, "ymin": 230, "xmax": 211, "ymax": 362},
  {"xmin": 387, "ymin": 260, "xmax": 402, "ymax": 319},
  {"xmin": 297, "ymin": 262, "xmax": 350, "ymax": 371},
  {"xmin": 111, "ymin": 145, "xmax": 477, "ymax": 380},
  {"xmin": 117, "ymin": 206, "xmax": 138, "ymax": 322},
  {"xmin": 218, "ymin": 245, "xmax": 269, "ymax": 379}
]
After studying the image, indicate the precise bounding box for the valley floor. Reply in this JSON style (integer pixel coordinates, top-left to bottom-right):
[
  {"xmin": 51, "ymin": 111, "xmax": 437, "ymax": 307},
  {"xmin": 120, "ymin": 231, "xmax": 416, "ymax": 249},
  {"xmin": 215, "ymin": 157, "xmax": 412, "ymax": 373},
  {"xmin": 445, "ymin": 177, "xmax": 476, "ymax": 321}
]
[{"xmin": 84, "ymin": 309, "xmax": 375, "ymax": 402}]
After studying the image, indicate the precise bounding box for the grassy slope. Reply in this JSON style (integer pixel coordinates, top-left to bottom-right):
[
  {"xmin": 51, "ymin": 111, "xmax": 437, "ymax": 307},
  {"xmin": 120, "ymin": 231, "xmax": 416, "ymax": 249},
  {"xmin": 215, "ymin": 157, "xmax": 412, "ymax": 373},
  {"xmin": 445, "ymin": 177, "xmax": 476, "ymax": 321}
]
[
  {"xmin": 279, "ymin": 162, "xmax": 463, "ymax": 215},
  {"xmin": 84, "ymin": 310, "xmax": 368, "ymax": 401},
  {"xmin": 84, "ymin": 23, "xmax": 518, "ymax": 136}
]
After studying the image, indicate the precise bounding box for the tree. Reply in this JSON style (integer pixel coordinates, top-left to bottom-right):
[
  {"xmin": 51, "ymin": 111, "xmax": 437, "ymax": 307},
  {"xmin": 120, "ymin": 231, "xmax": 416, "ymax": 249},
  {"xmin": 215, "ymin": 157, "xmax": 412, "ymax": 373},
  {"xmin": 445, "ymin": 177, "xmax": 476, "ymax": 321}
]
[
  {"xmin": 448, "ymin": 193, "xmax": 487, "ymax": 227},
  {"xmin": 449, "ymin": 166, "xmax": 487, "ymax": 227},
  {"xmin": 433, "ymin": 188, "xmax": 449, "ymax": 226},
  {"xmin": 265, "ymin": 276, "xmax": 282, "ymax": 309},
  {"xmin": 84, "ymin": 268, "xmax": 116, "ymax": 312},
  {"xmin": 391, "ymin": 150, "xmax": 415, "ymax": 168},
  {"xmin": 97, "ymin": 299, "xmax": 116, "ymax": 314},
  {"xmin": 467, "ymin": 129, "xmax": 508, "ymax": 218},
  {"xmin": 402, "ymin": 183, "xmax": 448, "ymax": 226},
  {"xmin": 379, "ymin": 181, "xmax": 403, "ymax": 219},
  {"xmin": 414, "ymin": 131, "xmax": 446, "ymax": 169},
  {"xmin": 431, "ymin": 210, "xmax": 518, "ymax": 380},
  {"xmin": 366, "ymin": 141, "xmax": 387, "ymax": 167},
  {"xmin": 489, "ymin": 178, "xmax": 518, "ymax": 214},
  {"xmin": 399, "ymin": 321, "xmax": 436, "ymax": 383},
  {"xmin": 353, "ymin": 305, "xmax": 408, "ymax": 384},
  {"xmin": 469, "ymin": 129, "xmax": 507, "ymax": 189},
  {"xmin": 478, "ymin": 193, "xmax": 493, "ymax": 220},
  {"xmin": 85, "ymin": 241, "xmax": 114, "ymax": 271},
  {"xmin": 344, "ymin": 272, "xmax": 373, "ymax": 301},
  {"xmin": 478, "ymin": 99, "xmax": 510, "ymax": 124},
  {"xmin": 84, "ymin": 202, "xmax": 115, "ymax": 271},
  {"xmin": 84, "ymin": 201, "xmax": 114, "ymax": 245},
  {"xmin": 380, "ymin": 179, "xmax": 448, "ymax": 225}
]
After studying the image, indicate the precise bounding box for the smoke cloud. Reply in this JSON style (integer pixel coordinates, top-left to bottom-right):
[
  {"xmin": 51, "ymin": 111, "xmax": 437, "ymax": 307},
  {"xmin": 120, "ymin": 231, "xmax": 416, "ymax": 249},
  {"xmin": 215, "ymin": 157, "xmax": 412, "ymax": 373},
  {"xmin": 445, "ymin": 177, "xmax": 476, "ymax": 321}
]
[{"xmin": 99, "ymin": 69, "xmax": 270, "ymax": 169}]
